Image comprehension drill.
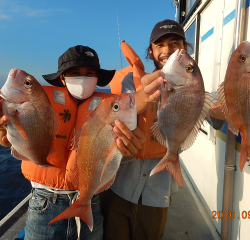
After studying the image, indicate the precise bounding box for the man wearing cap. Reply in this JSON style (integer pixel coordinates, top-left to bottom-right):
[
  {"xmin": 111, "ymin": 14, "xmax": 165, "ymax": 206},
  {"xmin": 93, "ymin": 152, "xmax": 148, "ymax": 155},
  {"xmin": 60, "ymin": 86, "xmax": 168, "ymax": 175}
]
[
  {"xmin": 102, "ymin": 19, "xmax": 225, "ymax": 240},
  {"xmin": 0, "ymin": 45, "xmax": 146, "ymax": 240}
]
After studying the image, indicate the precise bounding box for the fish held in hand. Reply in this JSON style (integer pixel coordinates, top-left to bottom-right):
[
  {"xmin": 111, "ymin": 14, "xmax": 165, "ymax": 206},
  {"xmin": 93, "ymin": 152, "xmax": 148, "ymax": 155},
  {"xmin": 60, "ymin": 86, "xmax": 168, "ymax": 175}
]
[
  {"xmin": 151, "ymin": 49, "xmax": 211, "ymax": 187},
  {"xmin": 216, "ymin": 41, "xmax": 250, "ymax": 171},
  {"xmin": 0, "ymin": 68, "xmax": 59, "ymax": 167},
  {"xmin": 48, "ymin": 93, "xmax": 137, "ymax": 231}
]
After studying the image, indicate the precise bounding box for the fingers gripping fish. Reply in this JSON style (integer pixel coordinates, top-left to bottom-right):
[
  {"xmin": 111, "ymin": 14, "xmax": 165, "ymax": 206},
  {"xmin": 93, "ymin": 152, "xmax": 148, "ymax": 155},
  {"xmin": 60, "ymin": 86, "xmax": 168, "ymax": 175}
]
[
  {"xmin": 151, "ymin": 49, "xmax": 212, "ymax": 188},
  {"xmin": 0, "ymin": 69, "xmax": 59, "ymax": 168},
  {"xmin": 48, "ymin": 93, "xmax": 137, "ymax": 231}
]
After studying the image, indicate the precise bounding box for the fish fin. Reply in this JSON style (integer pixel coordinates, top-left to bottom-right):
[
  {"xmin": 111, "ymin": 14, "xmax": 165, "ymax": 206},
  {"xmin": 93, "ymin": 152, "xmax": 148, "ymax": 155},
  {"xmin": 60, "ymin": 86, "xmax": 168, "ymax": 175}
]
[
  {"xmin": 150, "ymin": 155, "xmax": 183, "ymax": 188},
  {"xmin": 10, "ymin": 112, "xmax": 29, "ymax": 143},
  {"xmin": 72, "ymin": 121, "xmax": 96, "ymax": 149},
  {"xmin": 48, "ymin": 199, "xmax": 93, "ymax": 231},
  {"xmin": 70, "ymin": 128, "xmax": 80, "ymax": 151},
  {"xmin": 204, "ymin": 92, "xmax": 213, "ymax": 122},
  {"xmin": 95, "ymin": 175, "xmax": 116, "ymax": 194},
  {"xmin": 11, "ymin": 147, "xmax": 30, "ymax": 161},
  {"xmin": 216, "ymin": 82, "xmax": 239, "ymax": 135},
  {"xmin": 180, "ymin": 92, "xmax": 212, "ymax": 151},
  {"xmin": 239, "ymin": 142, "xmax": 250, "ymax": 171},
  {"xmin": 69, "ymin": 154, "xmax": 79, "ymax": 189},
  {"xmin": 151, "ymin": 122, "xmax": 167, "ymax": 147},
  {"xmin": 100, "ymin": 144, "xmax": 117, "ymax": 181},
  {"xmin": 47, "ymin": 108, "xmax": 60, "ymax": 157}
]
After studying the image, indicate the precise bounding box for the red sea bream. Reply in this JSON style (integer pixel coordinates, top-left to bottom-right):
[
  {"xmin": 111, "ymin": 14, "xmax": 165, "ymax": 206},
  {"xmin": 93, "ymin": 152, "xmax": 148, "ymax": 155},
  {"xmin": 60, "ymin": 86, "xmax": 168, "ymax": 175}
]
[{"xmin": 151, "ymin": 49, "xmax": 211, "ymax": 187}]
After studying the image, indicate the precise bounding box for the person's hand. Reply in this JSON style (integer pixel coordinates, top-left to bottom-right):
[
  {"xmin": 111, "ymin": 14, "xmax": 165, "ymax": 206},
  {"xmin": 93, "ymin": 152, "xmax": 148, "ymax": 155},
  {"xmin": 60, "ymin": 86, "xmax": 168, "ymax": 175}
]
[
  {"xmin": 113, "ymin": 120, "xmax": 146, "ymax": 158},
  {"xmin": 135, "ymin": 70, "xmax": 164, "ymax": 114},
  {"xmin": 209, "ymin": 101, "xmax": 226, "ymax": 120},
  {"xmin": 141, "ymin": 70, "xmax": 164, "ymax": 102}
]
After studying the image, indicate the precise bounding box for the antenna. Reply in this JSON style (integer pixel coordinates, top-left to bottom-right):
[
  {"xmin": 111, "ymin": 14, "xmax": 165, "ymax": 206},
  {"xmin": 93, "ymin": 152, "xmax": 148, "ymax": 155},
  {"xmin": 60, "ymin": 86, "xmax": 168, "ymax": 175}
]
[
  {"xmin": 172, "ymin": 0, "xmax": 179, "ymax": 21},
  {"xmin": 116, "ymin": 9, "xmax": 123, "ymax": 69}
]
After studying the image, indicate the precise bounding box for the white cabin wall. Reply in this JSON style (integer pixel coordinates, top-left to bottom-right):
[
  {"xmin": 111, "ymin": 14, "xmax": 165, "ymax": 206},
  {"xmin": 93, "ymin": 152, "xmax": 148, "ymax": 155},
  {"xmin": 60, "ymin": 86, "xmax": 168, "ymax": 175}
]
[
  {"xmin": 181, "ymin": 0, "xmax": 226, "ymax": 234},
  {"xmin": 230, "ymin": 2, "xmax": 250, "ymax": 240},
  {"xmin": 181, "ymin": 0, "xmax": 250, "ymax": 239}
]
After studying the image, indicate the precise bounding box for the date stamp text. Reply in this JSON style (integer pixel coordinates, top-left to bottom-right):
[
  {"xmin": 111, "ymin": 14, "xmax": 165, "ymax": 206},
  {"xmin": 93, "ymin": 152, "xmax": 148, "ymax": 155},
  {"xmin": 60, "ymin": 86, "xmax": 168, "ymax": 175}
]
[{"xmin": 212, "ymin": 211, "xmax": 250, "ymax": 219}]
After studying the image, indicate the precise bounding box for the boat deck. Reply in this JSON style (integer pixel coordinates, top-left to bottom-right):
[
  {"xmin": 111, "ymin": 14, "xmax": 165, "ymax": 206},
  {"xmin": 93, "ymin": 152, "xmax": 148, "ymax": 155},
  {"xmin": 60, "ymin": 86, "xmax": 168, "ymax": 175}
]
[
  {"xmin": 1, "ymin": 165, "xmax": 220, "ymax": 240},
  {"xmin": 162, "ymin": 165, "xmax": 220, "ymax": 240}
]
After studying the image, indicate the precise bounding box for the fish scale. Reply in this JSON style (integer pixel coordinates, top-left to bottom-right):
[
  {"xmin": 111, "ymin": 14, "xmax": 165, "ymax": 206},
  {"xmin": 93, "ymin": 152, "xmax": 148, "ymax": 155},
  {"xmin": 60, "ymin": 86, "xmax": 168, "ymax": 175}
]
[
  {"xmin": 1, "ymin": 69, "xmax": 58, "ymax": 167},
  {"xmin": 48, "ymin": 93, "xmax": 137, "ymax": 232},
  {"xmin": 151, "ymin": 49, "xmax": 211, "ymax": 188},
  {"xmin": 217, "ymin": 41, "xmax": 250, "ymax": 171},
  {"xmin": 161, "ymin": 86, "xmax": 204, "ymax": 150}
]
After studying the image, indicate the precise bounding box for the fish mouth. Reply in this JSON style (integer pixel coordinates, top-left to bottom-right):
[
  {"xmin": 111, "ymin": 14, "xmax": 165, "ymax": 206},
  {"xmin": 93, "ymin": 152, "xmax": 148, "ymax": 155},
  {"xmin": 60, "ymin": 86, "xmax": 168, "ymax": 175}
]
[
  {"xmin": 166, "ymin": 49, "xmax": 183, "ymax": 64},
  {"xmin": 176, "ymin": 49, "xmax": 185, "ymax": 61},
  {"xmin": 163, "ymin": 79, "xmax": 177, "ymax": 89},
  {"xmin": 9, "ymin": 69, "xmax": 19, "ymax": 78}
]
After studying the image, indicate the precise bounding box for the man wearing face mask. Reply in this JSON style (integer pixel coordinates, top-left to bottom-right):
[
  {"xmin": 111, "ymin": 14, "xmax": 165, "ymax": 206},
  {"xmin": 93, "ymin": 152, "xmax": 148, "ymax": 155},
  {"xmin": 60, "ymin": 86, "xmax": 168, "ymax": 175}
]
[{"xmin": 0, "ymin": 45, "xmax": 146, "ymax": 240}]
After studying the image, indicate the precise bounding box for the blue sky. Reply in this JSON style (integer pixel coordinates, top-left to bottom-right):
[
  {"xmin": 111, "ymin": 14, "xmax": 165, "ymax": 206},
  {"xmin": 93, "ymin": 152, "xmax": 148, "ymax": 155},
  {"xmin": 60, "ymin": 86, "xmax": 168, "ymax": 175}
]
[{"xmin": 0, "ymin": 0, "xmax": 176, "ymax": 87}]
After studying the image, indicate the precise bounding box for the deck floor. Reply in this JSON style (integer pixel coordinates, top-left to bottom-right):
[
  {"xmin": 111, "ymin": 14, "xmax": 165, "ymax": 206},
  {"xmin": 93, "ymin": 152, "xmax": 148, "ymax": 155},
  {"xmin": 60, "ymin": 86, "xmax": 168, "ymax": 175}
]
[{"xmin": 162, "ymin": 167, "xmax": 218, "ymax": 240}]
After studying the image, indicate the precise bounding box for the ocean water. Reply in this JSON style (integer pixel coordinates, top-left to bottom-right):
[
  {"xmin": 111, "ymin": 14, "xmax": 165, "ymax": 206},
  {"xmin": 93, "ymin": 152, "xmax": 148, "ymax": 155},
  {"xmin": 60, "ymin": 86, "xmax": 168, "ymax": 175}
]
[{"xmin": 0, "ymin": 145, "xmax": 31, "ymax": 220}]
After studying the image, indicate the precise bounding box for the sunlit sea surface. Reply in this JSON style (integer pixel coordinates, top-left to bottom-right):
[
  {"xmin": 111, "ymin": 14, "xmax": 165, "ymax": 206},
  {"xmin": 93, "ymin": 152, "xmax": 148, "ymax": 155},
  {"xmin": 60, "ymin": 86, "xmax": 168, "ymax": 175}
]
[{"xmin": 0, "ymin": 145, "xmax": 31, "ymax": 220}]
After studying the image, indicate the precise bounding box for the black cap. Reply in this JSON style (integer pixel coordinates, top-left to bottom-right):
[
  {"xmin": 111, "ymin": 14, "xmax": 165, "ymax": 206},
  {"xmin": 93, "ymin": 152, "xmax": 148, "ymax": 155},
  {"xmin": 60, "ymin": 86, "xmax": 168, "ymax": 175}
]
[
  {"xmin": 150, "ymin": 19, "xmax": 185, "ymax": 44},
  {"xmin": 42, "ymin": 45, "xmax": 116, "ymax": 87}
]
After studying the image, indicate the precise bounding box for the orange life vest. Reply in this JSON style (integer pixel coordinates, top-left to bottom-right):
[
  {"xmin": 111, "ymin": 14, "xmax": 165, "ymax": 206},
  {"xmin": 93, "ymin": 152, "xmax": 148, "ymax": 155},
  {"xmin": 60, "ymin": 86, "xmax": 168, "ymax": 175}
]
[
  {"xmin": 21, "ymin": 87, "xmax": 113, "ymax": 190},
  {"xmin": 109, "ymin": 40, "xmax": 167, "ymax": 159}
]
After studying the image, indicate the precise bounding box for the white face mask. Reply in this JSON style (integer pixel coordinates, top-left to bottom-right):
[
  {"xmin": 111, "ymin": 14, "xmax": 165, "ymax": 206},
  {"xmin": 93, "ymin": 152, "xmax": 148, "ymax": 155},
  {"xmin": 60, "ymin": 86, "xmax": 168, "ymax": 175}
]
[{"xmin": 64, "ymin": 76, "xmax": 98, "ymax": 100}]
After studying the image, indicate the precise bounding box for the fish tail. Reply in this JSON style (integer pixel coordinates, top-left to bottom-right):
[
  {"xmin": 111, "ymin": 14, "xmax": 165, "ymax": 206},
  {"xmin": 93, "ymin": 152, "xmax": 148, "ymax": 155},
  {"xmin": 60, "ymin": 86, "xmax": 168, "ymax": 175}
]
[
  {"xmin": 150, "ymin": 155, "xmax": 183, "ymax": 188},
  {"xmin": 239, "ymin": 143, "xmax": 250, "ymax": 171},
  {"xmin": 48, "ymin": 199, "xmax": 93, "ymax": 231}
]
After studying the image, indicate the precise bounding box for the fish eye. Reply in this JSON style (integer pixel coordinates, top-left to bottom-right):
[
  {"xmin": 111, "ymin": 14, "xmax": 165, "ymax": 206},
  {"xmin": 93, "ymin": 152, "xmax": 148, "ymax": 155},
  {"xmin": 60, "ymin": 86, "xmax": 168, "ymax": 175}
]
[
  {"xmin": 239, "ymin": 54, "xmax": 246, "ymax": 63},
  {"xmin": 186, "ymin": 64, "xmax": 194, "ymax": 73},
  {"xmin": 24, "ymin": 79, "xmax": 32, "ymax": 89},
  {"xmin": 112, "ymin": 102, "xmax": 120, "ymax": 112}
]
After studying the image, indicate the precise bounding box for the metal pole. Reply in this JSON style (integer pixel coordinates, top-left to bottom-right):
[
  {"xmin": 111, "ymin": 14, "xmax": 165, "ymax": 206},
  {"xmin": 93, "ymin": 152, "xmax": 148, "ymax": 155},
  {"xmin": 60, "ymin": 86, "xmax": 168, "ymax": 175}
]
[
  {"xmin": 221, "ymin": 0, "xmax": 246, "ymax": 239},
  {"xmin": 116, "ymin": 9, "xmax": 123, "ymax": 69}
]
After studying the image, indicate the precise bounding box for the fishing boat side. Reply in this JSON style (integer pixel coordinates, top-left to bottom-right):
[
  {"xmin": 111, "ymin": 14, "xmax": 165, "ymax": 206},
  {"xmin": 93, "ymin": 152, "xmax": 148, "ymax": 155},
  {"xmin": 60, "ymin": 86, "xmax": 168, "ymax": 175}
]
[{"xmin": 0, "ymin": 193, "xmax": 31, "ymax": 240}]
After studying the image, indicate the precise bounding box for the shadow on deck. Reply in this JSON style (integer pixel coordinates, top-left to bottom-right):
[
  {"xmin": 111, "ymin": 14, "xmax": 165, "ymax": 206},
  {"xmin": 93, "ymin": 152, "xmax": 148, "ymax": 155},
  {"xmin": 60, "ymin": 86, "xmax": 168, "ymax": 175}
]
[{"xmin": 162, "ymin": 166, "xmax": 220, "ymax": 240}]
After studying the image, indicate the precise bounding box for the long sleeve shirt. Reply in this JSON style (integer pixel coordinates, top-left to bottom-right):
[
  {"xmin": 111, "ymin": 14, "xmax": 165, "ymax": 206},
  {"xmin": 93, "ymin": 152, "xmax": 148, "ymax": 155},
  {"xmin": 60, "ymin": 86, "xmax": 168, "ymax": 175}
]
[{"xmin": 110, "ymin": 72, "xmax": 178, "ymax": 208}]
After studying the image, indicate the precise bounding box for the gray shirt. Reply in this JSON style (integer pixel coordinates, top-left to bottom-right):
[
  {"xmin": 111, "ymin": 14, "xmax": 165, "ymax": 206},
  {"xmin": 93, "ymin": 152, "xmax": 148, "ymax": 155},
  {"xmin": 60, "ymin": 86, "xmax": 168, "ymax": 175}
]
[
  {"xmin": 110, "ymin": 72, "xmax": 178, "ymax": 208},
  {"xmin": 111, "ymin": 72, "xmax": 224, "ymax": 208}
]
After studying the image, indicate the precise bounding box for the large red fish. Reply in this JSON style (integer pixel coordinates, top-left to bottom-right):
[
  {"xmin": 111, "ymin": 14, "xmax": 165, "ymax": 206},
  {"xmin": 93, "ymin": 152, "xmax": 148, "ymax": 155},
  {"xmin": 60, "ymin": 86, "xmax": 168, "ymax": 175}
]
[
  {"xmin": 48, "ymin": 93, "xmax": 137, "ymax": 231},
  {"xmin": 151, "ymin": 49, "xmax": 211, "ymax": 187},
  {"xmin": 0, "ymin": 69, "xmax": 58, "ymax": 167},
  {"xmin": 216, "ymin": 41, "xmax": 250, "ymax": 171}
]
